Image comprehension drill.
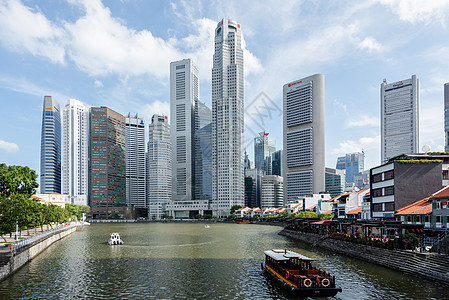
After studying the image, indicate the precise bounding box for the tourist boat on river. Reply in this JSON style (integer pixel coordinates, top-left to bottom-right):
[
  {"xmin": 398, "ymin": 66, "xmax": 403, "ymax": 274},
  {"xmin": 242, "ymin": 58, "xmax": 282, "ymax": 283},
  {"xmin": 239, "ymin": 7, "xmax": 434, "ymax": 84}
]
[
  {"xmin": 107, "ymin": 233, "xmax": 123, "ymax": 245},
  {"xmin": 262, "ymin": 249, "xmax": 342, "ymax": 297}
]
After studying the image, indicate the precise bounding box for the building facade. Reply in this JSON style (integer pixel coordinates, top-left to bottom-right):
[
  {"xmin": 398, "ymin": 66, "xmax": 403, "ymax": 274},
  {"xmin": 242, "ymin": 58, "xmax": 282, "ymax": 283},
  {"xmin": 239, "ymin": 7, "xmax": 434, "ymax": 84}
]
[
  {"xmin": 283, "ymin": 74, "xmax": 325, "ymax": 204},
  {"xmin": 261, "ymin": 175, "xmax": 284, "ymax": 208},
  {"xmin": 170, "ymin": 59, "xmax": 200, "ymax": 203},
  {"xmin": 40, "ymin": 96, "xmax": 62, "ymax": 194},
  {"xmin": 147, "ymin": 114, "xmax": 172, "ymax": 220},
  {"xmin": 254, "ymin": 132, "xmax": 276, "ymax": 171},
  {"xmin": 336, "ymin": 152, "xmax": 364, "ymax": 184},
  {"xmin": 89, "ymin": 107, "xmax": 126, "ymax": 219},
  {"xmin": 244, "ymin": 168, "xmax": 263, "ymax": 207},
  {"xmin": 195, "ymin": 111, "xmax": 212, "ymax": 201},
  {"xmin": 62, "ymin": 99, "xmax": 89, "ymax": 205},
  {"xmin": 212, "ymin": 18, "xmax": 245, "ymax": 215},
  {"xmin": 445, "ymin": 83, "xmax": 449, "ymax": 152},
  {"xmin": 271, "ymin": 150, "xmax": 283, "ymax": 177},
  {"xmin": 325, "ymin": 167, "xmax": 345, "ymax": 198},
  {"xmin": 125, "ymin": 113, "xmax": 146, "ymax": 209},
  {"xmin": 381, "ymin": 75, "xmax": 419, "ymax": 163}
]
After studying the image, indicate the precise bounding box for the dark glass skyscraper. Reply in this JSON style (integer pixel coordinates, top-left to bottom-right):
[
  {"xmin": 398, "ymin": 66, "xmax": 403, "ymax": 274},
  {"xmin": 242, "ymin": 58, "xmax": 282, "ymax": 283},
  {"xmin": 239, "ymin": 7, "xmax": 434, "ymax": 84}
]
[{"xmin": 40, "ymin": 96, "xmax": 61, "ymax": 194}]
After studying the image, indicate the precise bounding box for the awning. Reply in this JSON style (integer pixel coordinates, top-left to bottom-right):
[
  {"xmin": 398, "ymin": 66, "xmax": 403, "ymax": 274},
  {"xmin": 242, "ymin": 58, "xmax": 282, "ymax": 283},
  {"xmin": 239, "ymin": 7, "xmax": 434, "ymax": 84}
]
[{"xmin": 310, "ymin": 220, "xmax": 332, "ymax": 225}]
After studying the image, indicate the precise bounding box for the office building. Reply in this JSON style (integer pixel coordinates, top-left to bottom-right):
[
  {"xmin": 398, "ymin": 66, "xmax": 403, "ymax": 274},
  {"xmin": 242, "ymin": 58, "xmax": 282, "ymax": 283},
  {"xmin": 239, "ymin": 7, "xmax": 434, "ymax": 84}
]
[
  {"xmin": 381, "ymin": 75, "xmax": 419, "ymax": 163},
  {"xmin": 325, "ymin": 167, "xmax": 345, "ymax": 198},
  {"xmin": 62, "ymin": 99, "xmax": 88, "ymax": 205},
  {"xmin": 212, "ymin": 18, "xmax": 245, "ymax": 215},
  {"xmin": 40, "ymin": 96, "xmax": 62, "ymax": 194},
  {"xmin": 244, "ymin": 168, "xmax": 263, "ymax": 207},
  {"xmin": 336, "ymin": 152, "xmax": 364, "ymax": 184},
  {"xmin": 271, "ymin": 150, "xmax": 283, "ymax": 177},
  {"xmin": 195, "ymin": 102, "xmax": 212, "ymax": 200},
  {"xmin": 170, "ymin": 59, "xmax": 199, "ymax": 202},
  {"xmin": 283, "ymin": 74, "xmax": 325, "ymax": 203},
  {"xmin": 147, "ymin": 114, "xmax": 172, "ymax": 220},
  {"xmin": 261, "ymin": 175, "xmax": 284, "ymax": 208},
  {"xmin": 254, "ymin": 132, "xmax": 276, "ymax": 171},
  {"xmin": 125, "ymin": 113, "xmax": 146, "ymax": 209},
  {"xmin": 445, "ymin": 83, "xmax": 449, "ymax": 152},
  {"xmin": 89, "ymin": 107, "xmax": 126, "ymax": 219}
]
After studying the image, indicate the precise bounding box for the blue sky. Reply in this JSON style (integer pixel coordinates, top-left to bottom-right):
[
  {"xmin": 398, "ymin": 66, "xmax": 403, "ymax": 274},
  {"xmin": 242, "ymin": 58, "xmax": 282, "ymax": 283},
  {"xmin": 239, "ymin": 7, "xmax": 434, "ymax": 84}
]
[{"xmin": 1, "ymin": 0, "xmax": 449, "ymax": 178}]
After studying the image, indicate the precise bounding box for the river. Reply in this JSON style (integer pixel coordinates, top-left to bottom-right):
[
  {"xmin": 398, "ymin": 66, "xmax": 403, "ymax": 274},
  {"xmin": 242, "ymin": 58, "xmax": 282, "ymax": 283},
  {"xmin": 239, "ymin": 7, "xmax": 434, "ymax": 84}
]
[{"xmin": 0, "ymin": 223, "xmax": 447, "ymax": 299}]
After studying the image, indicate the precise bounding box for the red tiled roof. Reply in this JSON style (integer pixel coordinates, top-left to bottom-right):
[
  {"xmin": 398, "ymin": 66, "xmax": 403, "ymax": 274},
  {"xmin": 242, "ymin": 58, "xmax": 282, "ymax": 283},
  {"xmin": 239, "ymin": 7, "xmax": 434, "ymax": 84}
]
[
  {"xmin": 321, "ymin": 209, "xmax": 333, "ymax": 215},
  {"xmin": 345, "ymin": 207, "xmax": 362, "ymax": 215},
  {"xmin": 31, "ymin": 195, "xmax": 42, "ymax": 199},
  {"xmin": 396, "ymin": 197, "xmax": 432, "ymax": 215},
  {"xmin": 325, "ymin": 193, "xmax": 349, "ymax": 202},
  {"xmin": 430, "ymin": 185, "xmax": 449, "ymax": 199},
  {"xmin": 364, "ymin": 192, "xmax": 370, "ymax": 196},
  {"xmin": 51, "ymin": 192, "xmax": 61, "ymax": 195}
]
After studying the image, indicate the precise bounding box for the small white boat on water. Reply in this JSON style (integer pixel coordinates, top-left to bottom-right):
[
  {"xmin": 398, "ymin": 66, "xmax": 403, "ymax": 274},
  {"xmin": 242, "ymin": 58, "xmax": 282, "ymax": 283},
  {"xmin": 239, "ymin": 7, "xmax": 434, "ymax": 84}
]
[
  {"xmin": 107, "ymin": 233, "xmax": 123, "ymax": 245},
  {"xmin": 204, "ymin": 224, "xmax": 210, "ymax": 228}
]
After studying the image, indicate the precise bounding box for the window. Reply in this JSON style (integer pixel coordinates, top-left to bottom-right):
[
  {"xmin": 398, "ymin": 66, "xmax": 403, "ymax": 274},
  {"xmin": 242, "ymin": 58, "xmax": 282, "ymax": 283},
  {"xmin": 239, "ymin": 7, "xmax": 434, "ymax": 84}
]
[
  {"xmin": 372, "ymin": 173, "xmax": 382, "ymax": 183},
  {"xmin": 443, "ymin": 170, "xmax": 449, "ymax": 180},
  {"xmin": 384, "ymin": 202, "xmax": 394, "ymax": 211},
  {"xmin": 384, "ymin": 186, "xmax": 394, "ymax": 196},
  {"xmin": 384, "ymin": 170, "xmax": 394, "ymax": 180},
  {"xmin": 373, "ymin": 203, "xmax": 382, "ymax": 212},
  {"xmin": 373, "ymin": 188, "xmax": 382, "ymax": 197},
  {"xmin": 436, "ymin": 215, "xmax": 442, "ymax": 223}
]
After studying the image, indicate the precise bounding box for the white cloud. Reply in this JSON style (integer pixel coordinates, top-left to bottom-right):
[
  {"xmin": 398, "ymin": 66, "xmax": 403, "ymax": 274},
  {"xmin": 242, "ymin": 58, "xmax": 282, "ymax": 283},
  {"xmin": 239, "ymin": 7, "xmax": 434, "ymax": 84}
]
[
  {"xmin": 0, "ymin": 75, "xmax": 69, "ymax": 100},
  {"xmin": 358, "ymin": 37, "xmax": 385, "ymax": 54},
  {"xmin": 143, "ymin": 100, "xmax": 170, "ymax": 120},
  {"xmin": 375, "ymin": 0, "xmax": 449, "ymax": 24},
  {"xmin": 347, "ymin": 115, "xmax": 380, "ymax": 128},
  {"xmin": 0, "ymin": 139, "xmax": 19, "ymax": 153},
  {"xmin": 0, "ymin": 0, "xmax": 65, "ymax": 63},
  {"xmin": 94, "ymin": 79, "xmax": 103, "ymax": 88},
  {"xmin": 331, "ymin": 135, "xmax": 380, "ymax": 156}
]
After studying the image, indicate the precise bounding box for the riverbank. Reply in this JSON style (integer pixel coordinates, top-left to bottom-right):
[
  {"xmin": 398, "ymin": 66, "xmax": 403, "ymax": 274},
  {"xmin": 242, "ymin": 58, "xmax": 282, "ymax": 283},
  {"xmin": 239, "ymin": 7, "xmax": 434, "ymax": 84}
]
[
  {"xmin": 280, "ymin": 229, "xmax": 449, "ymax": 284},
  {"xmin": 0, "ymin": 224, "xmax": 80, "ymax": 281}
]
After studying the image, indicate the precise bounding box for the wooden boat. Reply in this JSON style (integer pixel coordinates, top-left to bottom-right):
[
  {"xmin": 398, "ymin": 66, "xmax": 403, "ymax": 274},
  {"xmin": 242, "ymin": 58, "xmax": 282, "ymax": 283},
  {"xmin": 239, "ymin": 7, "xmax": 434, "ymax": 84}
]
[
  {"xmin": 237, "ymin": 221, "xmax": 251, "ymax": 224},
  {"xmin": 262, "ymin": 249, "xmax": 342, "ymax": 297}
]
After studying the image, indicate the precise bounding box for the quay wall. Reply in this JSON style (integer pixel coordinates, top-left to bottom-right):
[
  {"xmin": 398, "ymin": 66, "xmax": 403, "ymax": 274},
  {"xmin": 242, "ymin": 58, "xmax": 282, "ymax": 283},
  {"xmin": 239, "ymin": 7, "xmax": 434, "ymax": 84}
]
[
  {"xmin": 0, "ymin": 226, "xmax": 77, "ymax": 281},
  {"xmin": 280, "ymin": 229, "xmax": 449, "ymax": 284}
]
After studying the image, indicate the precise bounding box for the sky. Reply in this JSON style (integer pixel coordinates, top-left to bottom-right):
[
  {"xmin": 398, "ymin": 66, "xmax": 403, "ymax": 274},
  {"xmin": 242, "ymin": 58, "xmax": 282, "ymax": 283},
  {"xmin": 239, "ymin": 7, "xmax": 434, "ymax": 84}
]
[{"xmin": 1, "ymin": 0, "xmax": 449, "ymax": 179}]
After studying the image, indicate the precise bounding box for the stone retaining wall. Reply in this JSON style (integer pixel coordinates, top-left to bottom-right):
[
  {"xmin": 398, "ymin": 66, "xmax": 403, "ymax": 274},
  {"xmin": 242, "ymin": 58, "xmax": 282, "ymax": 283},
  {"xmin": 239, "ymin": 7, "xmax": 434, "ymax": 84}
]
[
  {"xmin": 0, "ymin": 226, "xmax": 77, "ymax": 281},
  {"xmin": 280, "ymin": 229, "xmax": 449, "ymax": 284}
]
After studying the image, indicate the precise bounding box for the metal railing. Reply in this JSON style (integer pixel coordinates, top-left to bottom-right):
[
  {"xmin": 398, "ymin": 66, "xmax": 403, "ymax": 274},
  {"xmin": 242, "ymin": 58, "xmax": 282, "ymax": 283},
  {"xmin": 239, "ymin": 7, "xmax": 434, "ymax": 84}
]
[
  {"xmin": 10, "ymin": 223, "xmax": 77, "ymax": 254},
  {"xmin": 421, "ymin": 229, "xmax": 449, "ymax": 248}
]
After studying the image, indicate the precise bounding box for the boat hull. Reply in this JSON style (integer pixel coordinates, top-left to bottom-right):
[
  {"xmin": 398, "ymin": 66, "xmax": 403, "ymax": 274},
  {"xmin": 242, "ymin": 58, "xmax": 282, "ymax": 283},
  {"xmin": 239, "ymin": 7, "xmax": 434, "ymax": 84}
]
[{"xmin": 262, "ymin": 263, "xmax": 342, "ymax": 297}]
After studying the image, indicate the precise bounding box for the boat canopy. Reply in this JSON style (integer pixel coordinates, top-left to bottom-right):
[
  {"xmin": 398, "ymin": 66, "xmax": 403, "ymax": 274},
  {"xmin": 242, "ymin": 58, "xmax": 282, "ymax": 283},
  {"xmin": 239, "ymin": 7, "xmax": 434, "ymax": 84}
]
[{"xmin": 264, "ymin": 249, "xmax": 314, "ymax": 261}]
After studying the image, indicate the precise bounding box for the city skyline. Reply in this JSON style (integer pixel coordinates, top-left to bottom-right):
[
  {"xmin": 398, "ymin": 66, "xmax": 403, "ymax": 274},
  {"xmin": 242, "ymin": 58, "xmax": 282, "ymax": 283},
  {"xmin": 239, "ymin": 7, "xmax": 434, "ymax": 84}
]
[{"xmin": 1, "ymin": 1, "xmax": 449, "ymax": 176}]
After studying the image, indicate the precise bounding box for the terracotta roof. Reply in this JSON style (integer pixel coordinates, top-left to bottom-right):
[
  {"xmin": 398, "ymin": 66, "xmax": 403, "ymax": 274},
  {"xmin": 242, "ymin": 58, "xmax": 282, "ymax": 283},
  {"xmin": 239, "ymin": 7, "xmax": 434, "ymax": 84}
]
[
  {"xmin": 321, "ymin": 209, "xmax": 333, "ymax": 215},
  {"xmin": 31, "ymin": 195, "xmax": 42, "ymax": 199},
  {"xmin": 430, "ymin": 185, "xmax": 449, "ymax": 199},
  {"xmin": 51, "ymin": 192, "xmax": 61, "ymax": 195},
  {"xmin": 346, "ymin": 207, "xmax": 362, "ymax": 215},
  {"xmin": 396, "ymin": 197, "xmax": 432, "ymax": 215},
  {"xmin": 325, "ymin": 193, "xmax": 349, "ymax": 202},
  {"xmin": 364, "ymin": 192, "xmax": 370, "ymax": 196}
]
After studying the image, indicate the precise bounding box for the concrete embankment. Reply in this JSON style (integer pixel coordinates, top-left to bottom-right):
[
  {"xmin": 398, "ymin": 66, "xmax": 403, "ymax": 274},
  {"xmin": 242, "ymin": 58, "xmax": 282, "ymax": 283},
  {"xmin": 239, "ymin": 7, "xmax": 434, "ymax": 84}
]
[
  {"xmin": 0, "ymin": 226, "xmax": 77, "ymax": 281},
  {"xmin": 280, "ymin": 229, "xmax": 449, "ymax": 284}
]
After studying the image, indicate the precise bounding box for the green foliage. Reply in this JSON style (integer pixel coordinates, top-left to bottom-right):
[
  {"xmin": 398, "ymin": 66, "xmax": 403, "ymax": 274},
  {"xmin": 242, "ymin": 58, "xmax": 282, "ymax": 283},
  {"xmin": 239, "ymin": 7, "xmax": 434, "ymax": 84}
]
[
  {"xmin": 297, "ymin": 211, "xmax": 317, "ymax": 218},
  {"xmin": 396, "ymin": 159, "xmax": 443, "ymax": 164},
  {"xmin": 0, "ymin": 164, "xmax": 39, "ymax": 197},
  {"xmin": 203, "ymin": 214, "xmax": 212, "ymax": 219},
  {"xmin": 320, "ymin": 213, "xmax": 334, "ymax": 220},
  {"xmin": 161, "ymin": 214, "xmax": 173, "ymax": 219},
  {"xmin": 230, "ymin": 205, "xmax": 242, "ymax": 214}
]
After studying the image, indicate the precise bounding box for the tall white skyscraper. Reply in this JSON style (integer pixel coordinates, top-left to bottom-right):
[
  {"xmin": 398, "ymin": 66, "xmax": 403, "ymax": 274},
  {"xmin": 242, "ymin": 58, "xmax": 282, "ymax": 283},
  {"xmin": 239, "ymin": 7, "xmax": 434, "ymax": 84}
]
[
  {"xmin": 125, "ymin": 113, "xmax": 146, "ymax": 208},
  {"xmin": 283, "ymin": 74, "xmax": 325, "ymax": 204},
  {"xmin": 62, "ymin": 99, "xmax": 88, "ymax": 205},
  {"xmin": 381, "ymin": 75, "xmax": 419, "ymax": 163},
  {"xmin": 170, "ymin": 59, "xmax": 199, "ymax": 202},
  {"xmin": 147, "ymin": 114, "xmax": 172, "ymax": 220},
  {"xmin": 212, "ymin": 18, "xmax": 244, "ymax": 216}
]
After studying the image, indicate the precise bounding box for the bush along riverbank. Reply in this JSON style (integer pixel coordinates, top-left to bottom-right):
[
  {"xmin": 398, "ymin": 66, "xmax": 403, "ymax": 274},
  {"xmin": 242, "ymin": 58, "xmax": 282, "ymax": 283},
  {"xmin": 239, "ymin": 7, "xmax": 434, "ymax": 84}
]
[{"xmin": 279, "ymin": 229, "xmax": 449, "ymax": 284}]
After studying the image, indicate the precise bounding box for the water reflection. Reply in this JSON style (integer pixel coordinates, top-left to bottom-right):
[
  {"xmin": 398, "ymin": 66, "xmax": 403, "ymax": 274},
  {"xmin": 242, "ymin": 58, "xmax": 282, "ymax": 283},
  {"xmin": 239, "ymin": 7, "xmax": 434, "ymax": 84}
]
[{"xmin": 0, "ymin": 223, "xmax": 447, "ymax": 299}]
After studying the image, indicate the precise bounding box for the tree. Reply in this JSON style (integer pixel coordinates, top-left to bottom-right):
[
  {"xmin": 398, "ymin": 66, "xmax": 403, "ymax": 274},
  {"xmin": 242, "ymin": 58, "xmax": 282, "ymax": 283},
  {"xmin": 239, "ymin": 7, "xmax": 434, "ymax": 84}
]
[
  {"xmin": 320, "ymin": 213, "xmax": 334, "ymax": 220},
  {"xmin": 230, "ymin": 205, "xmax": 242, "ymax": 214},
  {"xmin": 0, "ymin": 164, "xmax": 39, "ymax": 197}
]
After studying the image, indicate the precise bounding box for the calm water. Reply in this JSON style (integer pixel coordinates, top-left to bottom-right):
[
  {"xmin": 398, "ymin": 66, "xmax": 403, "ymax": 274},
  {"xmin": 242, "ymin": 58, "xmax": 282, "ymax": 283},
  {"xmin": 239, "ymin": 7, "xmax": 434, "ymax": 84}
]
[{"xmin": 0, "ymin": 223, "xmax": 447, "ymax": 299}]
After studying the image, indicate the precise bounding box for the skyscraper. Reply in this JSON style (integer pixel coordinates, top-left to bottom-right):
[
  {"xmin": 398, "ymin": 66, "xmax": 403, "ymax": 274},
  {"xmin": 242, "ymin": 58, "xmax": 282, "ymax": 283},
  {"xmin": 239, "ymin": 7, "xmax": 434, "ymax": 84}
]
[
  {"xmin": 89, "ymin": 107, "xmax": 126, "ymax": 219},
  {"xmin": 325, "ymin": 167, "xmax": 345, "ymax": 198},
  {"xmin": 170, "ymin": 59, "xmax": 199, "ymax": 202},
  {"xmin": 445, "ymin": 83, "xmax": 449, "ymax": 152},
  {"xmin": 62, "ymin": 99, "xmax": 88, "ymax": 205},
  {"xmin": 147, "ymin": 114, "xmax": 172, "ymax": 220},
  {"xmin": 283, "ymin": 74, "xmax": 325, "ymax": 204},
  {"xmin": 212, "ymin": 18, "xmax": 244, "ymax": 215},
  {"xmin": 254, "ymin": 131, "xmax": 276, "ymax": 171},
  {"xmin": 335, "ymin": 152, "xmax": 364, "ymax": 184},
  {"xmin": 261, "ymin": 175, "xmax": 284, "ymax": 208},
  {"xmin": 125, "ymin": 113, "xmax": 146, "ymax": 209},
  {"xmin": 40, "ymin": 96, "xmax": 61, "ymax": 194},
  {"xmin": 271, "ymin": 150, "xmax": 283, "ymax": 177},
  {"xmin": 195, "ymin": 101, "xmax": 212, "ymax": 201},
  {"xmin": 381, "ymin": 75, "xmax": 419, "ymax": 163}
]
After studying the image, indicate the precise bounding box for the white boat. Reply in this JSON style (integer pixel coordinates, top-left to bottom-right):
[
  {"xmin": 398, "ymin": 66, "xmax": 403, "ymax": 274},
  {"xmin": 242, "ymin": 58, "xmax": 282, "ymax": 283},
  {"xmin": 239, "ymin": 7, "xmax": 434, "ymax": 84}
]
[
  {"xmin": 107, "ymin": 233, "xmax": 123, "ymax": 245},
  {"xmin": 204, "ymin": 225, "xmax": 210, "ymax": 228}
]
